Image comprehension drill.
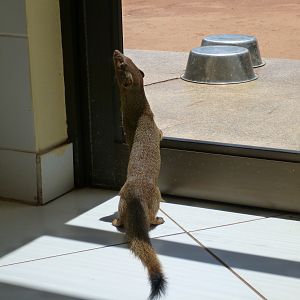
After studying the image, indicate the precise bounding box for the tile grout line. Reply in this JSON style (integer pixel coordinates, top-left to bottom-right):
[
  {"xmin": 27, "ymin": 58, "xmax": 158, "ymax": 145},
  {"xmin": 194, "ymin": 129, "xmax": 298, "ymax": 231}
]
[
  {"xmin": 0, "ymin": 209, "xmax": 284, "ymax": 270},
  {"xmin": 188, "ymin": 213, "xmax": 283, "ymax": 233},
  {"xmin": 159, "ymin": 207, "xmax": 268, "ymax": 300},
  {"xmin": 0, "ymin": 230, "xmax": 187, "ymax": 269},
  {"xmin": 0, "ymin": 242, "xmax": 125, "ymax": 269}
]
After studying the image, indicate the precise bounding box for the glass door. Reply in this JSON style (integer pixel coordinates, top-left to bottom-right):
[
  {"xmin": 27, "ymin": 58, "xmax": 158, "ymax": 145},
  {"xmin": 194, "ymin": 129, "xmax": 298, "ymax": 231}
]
[{"xmin": 60, "ymin": 0, "xmax": 300, "ymax": 212}]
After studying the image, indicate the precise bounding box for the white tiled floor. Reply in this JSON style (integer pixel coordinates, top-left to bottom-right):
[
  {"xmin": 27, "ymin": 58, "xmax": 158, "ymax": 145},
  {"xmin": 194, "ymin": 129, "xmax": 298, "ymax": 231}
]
[{"xmin": 0, "ymin": 188, "xmax": 299, "ymax": 299}]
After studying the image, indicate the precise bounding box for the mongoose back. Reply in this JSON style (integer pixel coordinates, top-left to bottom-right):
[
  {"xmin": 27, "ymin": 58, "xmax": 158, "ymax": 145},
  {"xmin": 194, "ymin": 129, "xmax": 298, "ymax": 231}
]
[
  {"xmin": 113, "ymin": 49, "xmax": 153, "ymax": 151},
  {"xmin": 112, "ymin": 111, "xmax": 166, "ymax": 299}
]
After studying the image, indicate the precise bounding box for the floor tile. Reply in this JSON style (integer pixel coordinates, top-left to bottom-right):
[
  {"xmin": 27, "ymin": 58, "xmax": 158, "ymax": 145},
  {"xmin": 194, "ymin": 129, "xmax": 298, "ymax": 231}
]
[
  {"xmin": 2, "ymin": 188, "xmax": 298, "ymax": 299},
  {"xmin": 0, "ymin": 233, "xmax": 260, "ymax": 300},
  {"xmin": 0, "ymin": 235, "xmax": 104, "ymax": 267},
  {"xmin": 160, "ymin": 196, "xmax": 276, "ymax": 231},
  {"xmin": 0, "ymin": 190, "xmax": 182, "ymax": 266},
  {"xmin": 0, "ymin": 189, "xmax": 118, "ymax": 265},
  {"xmin": 191, "ymin": 215, "xmax": 300, "ymax": 300},
  {"xmin": 0, "ymin": 282, "xmax": 86, "ymax": 300}
]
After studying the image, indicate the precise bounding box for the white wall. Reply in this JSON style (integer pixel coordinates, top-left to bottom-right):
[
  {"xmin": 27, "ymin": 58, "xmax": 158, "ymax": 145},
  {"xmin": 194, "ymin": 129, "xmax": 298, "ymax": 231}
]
[
  {"xmin": 0, "ymin": 0, "xmax": 36, "ymax": 152},
  {"xmin": 0, "ymin": 0, "xmax": 73, "ymax": 204}
]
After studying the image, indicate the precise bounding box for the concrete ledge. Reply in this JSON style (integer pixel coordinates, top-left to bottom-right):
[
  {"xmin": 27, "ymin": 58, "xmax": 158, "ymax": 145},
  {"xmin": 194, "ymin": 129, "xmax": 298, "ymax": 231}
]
[{"xmin": 125, "ymin": 49, "xmax": 300, "ymax": 152}]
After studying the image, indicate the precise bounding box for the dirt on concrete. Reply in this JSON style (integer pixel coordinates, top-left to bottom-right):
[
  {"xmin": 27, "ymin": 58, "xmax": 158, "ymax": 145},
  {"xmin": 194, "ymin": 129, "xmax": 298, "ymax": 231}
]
[{"xmin": 122, "ymin": 0, "xmax": 300, "ymax": 59}]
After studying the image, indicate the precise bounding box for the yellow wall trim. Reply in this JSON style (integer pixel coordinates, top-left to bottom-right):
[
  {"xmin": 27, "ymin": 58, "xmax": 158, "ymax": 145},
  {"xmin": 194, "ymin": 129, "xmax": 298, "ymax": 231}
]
[{"xmin": 25, "ymin": 0, "xmax": 67, "ymax": 152}]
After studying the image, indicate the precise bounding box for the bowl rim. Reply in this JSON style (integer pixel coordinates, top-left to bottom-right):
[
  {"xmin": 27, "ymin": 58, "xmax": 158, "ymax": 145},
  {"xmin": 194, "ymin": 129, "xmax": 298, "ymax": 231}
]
[
  {"xmin": 253, "ymin": 61, "xmax": 266, "ymax": 68},
  {"xmin": 202, "ymin": 33, "xmax": 258, "ymax": 44},
  {"xmin": 191, "ymin": 45, "xmax": 250, "ymax": 56},
  {"xmin": 180, "ymin": 73, "xmax": 258, "ymax": 85}
]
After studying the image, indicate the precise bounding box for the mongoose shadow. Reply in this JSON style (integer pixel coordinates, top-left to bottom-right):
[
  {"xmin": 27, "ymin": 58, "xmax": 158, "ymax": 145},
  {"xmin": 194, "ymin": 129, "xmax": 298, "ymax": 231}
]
[
  {"xmin": 112, "ymin": 50, "xmax": 167, "ymax": 299},
  {"xmin": 99, "ymin": 212, "xmax": 125, "ymax": 233},
  {"xmin": 99, "ymin": 212, "xmax": 119, "ymax": 223}
]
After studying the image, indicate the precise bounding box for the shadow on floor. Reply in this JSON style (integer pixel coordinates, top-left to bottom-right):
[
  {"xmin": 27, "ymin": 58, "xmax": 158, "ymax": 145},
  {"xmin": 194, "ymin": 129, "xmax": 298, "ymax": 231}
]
[
  {"xmin": 1, "ymin": 188, "xmax": 299, "ymax": 281},
  {"xmin": 0, "ymin": 282, "xmax": 101, "ymax": 300},
  {"xmin": 163, "ymin": 194, "xmax": 300, "ymax": 221}
]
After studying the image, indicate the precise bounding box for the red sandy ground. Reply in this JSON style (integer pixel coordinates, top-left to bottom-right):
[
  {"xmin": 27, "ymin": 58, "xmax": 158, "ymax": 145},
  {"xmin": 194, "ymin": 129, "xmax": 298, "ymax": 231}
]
[{"xmin": 122, "ymin": 0, "xmax": 300, "ymax": 59}]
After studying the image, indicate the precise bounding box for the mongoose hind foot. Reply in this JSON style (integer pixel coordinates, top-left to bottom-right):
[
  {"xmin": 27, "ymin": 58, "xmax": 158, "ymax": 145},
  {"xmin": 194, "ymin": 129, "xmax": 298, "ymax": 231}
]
[
  {"xmin": 150, "ymin": 216, "xmax": 165, "ymax": 226},
  {"xmin": 112, "ymin": 218, "xmax": 123, "ymax": 227}
]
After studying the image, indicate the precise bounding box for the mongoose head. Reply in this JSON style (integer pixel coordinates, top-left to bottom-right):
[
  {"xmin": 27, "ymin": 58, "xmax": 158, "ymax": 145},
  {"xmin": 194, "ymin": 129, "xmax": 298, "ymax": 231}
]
[{"xmin": 113, "ymin": 50, "xmax": 145, "ymax": 90}]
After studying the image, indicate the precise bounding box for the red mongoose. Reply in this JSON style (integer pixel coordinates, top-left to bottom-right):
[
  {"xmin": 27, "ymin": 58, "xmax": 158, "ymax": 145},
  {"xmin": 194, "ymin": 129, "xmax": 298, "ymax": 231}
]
[
  {"xmin": 112, "ymin": 110, "xmax": 166, "ymax": 299},
  {"xmin": 113, "ymin": 50, "xmax": 166, "ymax": 298},
  {"xmin": 113, "ymin": 49, "xmax": 153, "ymax": 151}
]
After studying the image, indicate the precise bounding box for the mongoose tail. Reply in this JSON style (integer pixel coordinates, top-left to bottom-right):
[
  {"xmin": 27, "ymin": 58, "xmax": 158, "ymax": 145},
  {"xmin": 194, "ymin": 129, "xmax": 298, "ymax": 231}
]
[{"xmin": 126, "ymin": 196, "xmax": 167, "ymax": 300}]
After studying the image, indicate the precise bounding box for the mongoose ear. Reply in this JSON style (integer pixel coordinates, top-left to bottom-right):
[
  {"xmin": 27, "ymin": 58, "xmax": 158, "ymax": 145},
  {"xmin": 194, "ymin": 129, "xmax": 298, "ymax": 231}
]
[{"xmin": 139, "ymin": 69, "xmax": 145, "ymax": 78}]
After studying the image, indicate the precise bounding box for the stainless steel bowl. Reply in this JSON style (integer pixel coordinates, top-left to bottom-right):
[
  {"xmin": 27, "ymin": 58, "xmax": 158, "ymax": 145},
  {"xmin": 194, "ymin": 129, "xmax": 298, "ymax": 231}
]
[
  {"xmin": 181, "ymin": 46, "xmax": 258, "ymax": 85},
  {"xmin": 201, "ymin": 34, "xmax": 265, "ymax": 68}
]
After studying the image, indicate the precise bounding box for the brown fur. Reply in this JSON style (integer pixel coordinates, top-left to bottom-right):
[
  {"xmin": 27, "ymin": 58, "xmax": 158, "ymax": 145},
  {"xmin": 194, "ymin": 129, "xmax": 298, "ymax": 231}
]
[
  {"xmin": 112, "ymin": 61, "xmax": 167, "ymax": 298},
  {"xmin": 113, "ymin": 112, "xmax": 166, "ymax": 299},
  {"xmin": 113, "ymin": 49, "xmax": 153, "ymax": 151}
]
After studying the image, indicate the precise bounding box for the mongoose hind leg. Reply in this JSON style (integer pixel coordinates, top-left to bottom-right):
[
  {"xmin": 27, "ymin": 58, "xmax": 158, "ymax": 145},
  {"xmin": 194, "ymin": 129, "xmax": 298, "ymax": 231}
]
[
  {"xmin": 112, "ymin": 196, "xmax": 126, "ymax": 227},
  {"xmin": 149, "ymin": 187, "xmax": 164, "ymax": 226}
]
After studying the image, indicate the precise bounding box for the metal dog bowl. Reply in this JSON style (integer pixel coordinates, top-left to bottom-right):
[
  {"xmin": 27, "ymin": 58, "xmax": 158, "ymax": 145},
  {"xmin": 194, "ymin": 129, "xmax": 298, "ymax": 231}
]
[
  {"xmin": 201, "ymin": 34, "xmax": 265, "ymax": 68},
  {"xmin": 181, "ymin": 46, "xmax": 258, "ymax": 85}
]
